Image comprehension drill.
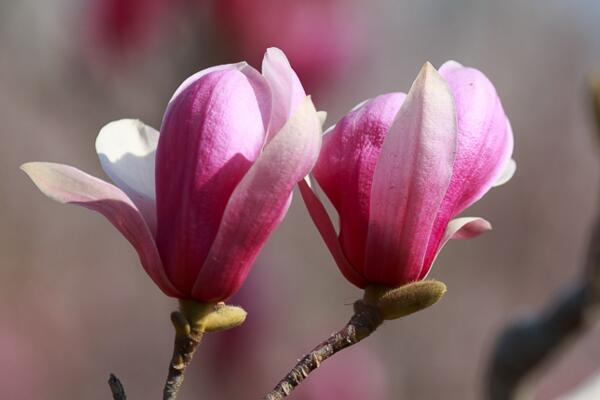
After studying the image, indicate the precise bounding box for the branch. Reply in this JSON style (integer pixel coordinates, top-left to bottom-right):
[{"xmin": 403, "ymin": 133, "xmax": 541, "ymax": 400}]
[
  {"xmin": 162, "ymin": 301, "xmax": 246, "ymax": 400},
  {"xmin": 108, "ymin": 374, "xmax": 127, "ymax": 400},
  {"xmin": 163, "ymin": 313, "xmax": 204, "ymax": 400},
  {"xmin": 106, "ymin": 327, "xmax": 204, "ymax": 400},
  {"xmin": 262, "ymin": 280, "xmax": 446, "ymax": 399},
  {"xmin": 263, "ymin": 301, "xmax": 383, "ymax": 400},
  {"xmin": 486, "ymin": 211, "xmax": 600, "ymax": 400}
]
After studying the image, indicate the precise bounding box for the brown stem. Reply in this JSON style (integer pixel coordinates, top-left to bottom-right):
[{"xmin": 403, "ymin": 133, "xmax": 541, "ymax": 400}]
[
  {"xmin": 108, "ymin": 373, "xmax": 127, "ymax": 400},
  {"xmin": 163, "ymin": 326, "xmax": 204, "ymax": 400},
  {"xmin": 263, "ymin": 300, "xmax": 383, "ymax": 400}
]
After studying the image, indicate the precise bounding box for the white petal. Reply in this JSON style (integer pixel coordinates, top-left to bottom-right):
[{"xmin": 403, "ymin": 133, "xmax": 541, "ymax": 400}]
[
  {"xmin": 262, "ymin": 47, "xmax": 306, "ymax": 139},
  {"xmin": 95, "ymin": 119, "xmax": 158, "ymax": 233},
  {"xmin": 492, "ymin": 158, "xmax": 516, "ymax": 187},
  {"xmin": 317, "ymin": 111, "xmax": 328, "ymax": 127}
]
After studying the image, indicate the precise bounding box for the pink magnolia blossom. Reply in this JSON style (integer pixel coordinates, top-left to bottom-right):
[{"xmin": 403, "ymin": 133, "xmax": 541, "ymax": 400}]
[
  {"xmin": 23, "ymin": 48, "xmax": 322, "ymax": 302},
  {"xmin": 301, "ymin": 61, "xmax": 515, "ymax": 288}
]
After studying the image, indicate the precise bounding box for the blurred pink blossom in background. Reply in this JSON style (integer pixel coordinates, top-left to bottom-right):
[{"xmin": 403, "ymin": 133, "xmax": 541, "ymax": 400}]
[
  {"xmin": 215, "ymin": 0, "xmax": 366, "ymax": 92},
  {"xmin": 83, "ymin": 0, "xmax": 367, "ymax": 92},
  {"xmin": 86, "ymin": 0, "xmax": 172, "ymax": 57}
]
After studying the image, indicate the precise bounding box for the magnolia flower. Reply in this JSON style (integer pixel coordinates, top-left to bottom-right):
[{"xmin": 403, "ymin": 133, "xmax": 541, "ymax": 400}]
[
  {"xmin": 301, "ymin": 62, "xmax": 515, "ymax": 288},
  {"xmin": 23, "ymin": 48, "xmax": 322, "ymax": 303}
]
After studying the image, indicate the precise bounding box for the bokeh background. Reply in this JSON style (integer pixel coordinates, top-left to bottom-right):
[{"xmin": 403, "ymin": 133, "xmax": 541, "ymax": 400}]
[{"xmin": 1, "ymin": 0, "xmax": 600, "ymax": 399}]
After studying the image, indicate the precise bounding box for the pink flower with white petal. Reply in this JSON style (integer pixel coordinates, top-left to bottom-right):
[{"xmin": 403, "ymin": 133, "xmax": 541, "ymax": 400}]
[
  {"xmin": 23, "ymin": 48, "xmax": 322, "ymax": 303},
  {"xmin": 301, "ymin": 61, "xmax": 515, "ymax": 288}
]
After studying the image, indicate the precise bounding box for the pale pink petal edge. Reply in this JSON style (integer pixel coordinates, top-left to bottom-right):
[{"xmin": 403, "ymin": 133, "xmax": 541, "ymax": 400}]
[
  {"xmin": 420, "ymin": 217, "xmax": 492, "ymax": 279},
  {"xmin": 299, "ymin": 178, "xmax": 367, "ymax": 288},
  {"xmin": 21, "ymin": 162, "xmax": 181, "ymax": 297}
]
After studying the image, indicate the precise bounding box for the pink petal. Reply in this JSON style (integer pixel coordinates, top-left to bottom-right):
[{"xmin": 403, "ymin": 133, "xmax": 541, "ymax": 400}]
[
  {"xmin": 262, "ymin": 47, "xmax": 307, "ymax": 140},
  {"xmin": 21, "ymin": 162, "xmax": 180, "ymax": 297},
  {"xmin": 422, "ymin": 61, "xmax": 514, "ymax": 272},
  {"xmin": 312, "ymin": 93, "xmax": 406, "ymax": 273},
  {"xmin": 169, "ymin": 62, "xmax": 245, "ymax": 103},
  {"xmin": 365, "ymin": 62, "xmax": 457, "ymax": 286},
  {"xmin": 95, "ymin": 119, "xmax": 159, "ymax": 235},
  {"xmin": 156, "ymin": 67, "xmax": 269, "ymax": 295},
  {"xmin": 298, "ymin": 178, "xmax": 367, "ymax": 288},
  {"xmin": 438, "ymin": 60, "xmax": 514, "ymax": 213},
  {"xmin": 192, "ymin": 96, "xmax": 322, "ymax": 301},
  {"xmin": 420, "ymin": 217, "xmax": 491, "ymax": 279}
]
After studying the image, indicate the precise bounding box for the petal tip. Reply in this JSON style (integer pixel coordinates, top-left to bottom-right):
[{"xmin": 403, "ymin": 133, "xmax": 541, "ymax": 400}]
[
  {"xmin": 420, "ymin": 61, "xmax": 437, "ymax": 76},
  {"xmin": 439, "ymin": 60, "xmax": 464, "ymax": 73},
  {"xmin": 413, "ymin": 61, "xmax": 451, "ymax": 96},
  {"xmin": 451, "ymin": 217, "xmax": 493, "ymax": 240},
  {"xmin": 20, "ymin": 161, "xmax": 33, "ymax": 173},
  {"xmin": 265, "ymin": 47, "xmax": 285, "ymax": 57},
  {"xmin": 263, "ymin": 47, "xmax": 289, "ymax": 68},
  {"xmin": 493, "ymin": 158, "xmax": 517, "ymax": 187},
  {"xmin": 316, "ymin": 111, "xmax": 327, "ymax": 127},
  {"xmin": 20, "ymin": 161, "xmax": 49, "ymax": 180}
]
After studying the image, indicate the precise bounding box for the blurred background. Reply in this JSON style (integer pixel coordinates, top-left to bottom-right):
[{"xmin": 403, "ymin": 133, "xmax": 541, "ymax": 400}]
[{"xmin": 1, "ymin": 0, "xmax": 600, "ymax": 398}]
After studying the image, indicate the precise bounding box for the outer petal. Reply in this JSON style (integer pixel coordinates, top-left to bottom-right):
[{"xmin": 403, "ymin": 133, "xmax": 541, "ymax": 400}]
[
  {"xmin": 192, "ymin": 96, "xmax": 322, "ymax": 301},
  {"xmin": 438, "ymin": 60, "xmax": 514, "ymax": 212},
  {"xmin": 492, "ymin": 158, "xmax": 516, "ymax": 187},
  {"xmin": 365, "ymin": 62, "xmax": 457, "ymax": 286},
  {"xmin": 422, "ymin": 61, "xmax": 514, "ymax": 271},
  {"xmin": 262, "ymin": 47, "xmax": 306, "ymax": 139},
  {"xmin": 166, "ymin": 62, "xmax": 272, "ymax": 132},
  {"xmin": 21, "ymin": 162, "xmax": 180, "ymax": 297},
  {"xmin": 420, "ymin": 217, "xmax": 491, "ymax": 279},
  {"xmin": 169, "ymin": 63, "xmax": 245, "ymax": 103},
  {"xmin": 96, "ymin": 119, "xmax": 158, "ymax": 235},
  {"xmin": 298, "ymin": 177, "xmax": 367, "ymax": 288},
  {"xmin": 316, "ymin": 111, "xmax": 327, "ymax": 127},
  {"xmin": 156, "ymin": 66, "xmax": 270, "ymax": 295},
  {"xmin": 312, "ymin": 93, "xmax": 406, "ymax": 273}
]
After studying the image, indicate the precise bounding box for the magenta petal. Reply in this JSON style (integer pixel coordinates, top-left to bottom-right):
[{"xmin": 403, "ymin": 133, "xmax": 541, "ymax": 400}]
[
  {"xmin": 21, "ymin": 162, "xmax": 180, "ymax": 297},
  {"xmin": 168, "ymin": 62, "xmax": 246, "ymax": 104},
  {"xmin": 156, "ymin": 66, "xmax": 269, "ymax": 295},
  {"xmin": 365, "ymin": 63, "xmax": 457, "ymax": 286},
  {"xmin": 422, "ymin": 61, "xmax": 514, "ymax": 272},
  {"xmin": 419, "ymin": 217, "xmax": 491, "ymax": 279},
  {"xmin": 192, "ymin": 96, "xmax": 322, "ymax": 301},
  {"xmin": 262, "ymin": 47, "xmax": 307, "ymax": 140},
  {"xmin": 313, "ymin": 93, "xmax": 405, "ymax": 273},
  {"xmin": 298, "ymin": 178, "xmax": 367, "ymax": 288}
]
